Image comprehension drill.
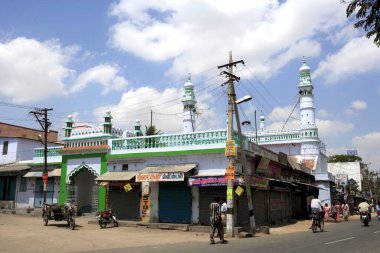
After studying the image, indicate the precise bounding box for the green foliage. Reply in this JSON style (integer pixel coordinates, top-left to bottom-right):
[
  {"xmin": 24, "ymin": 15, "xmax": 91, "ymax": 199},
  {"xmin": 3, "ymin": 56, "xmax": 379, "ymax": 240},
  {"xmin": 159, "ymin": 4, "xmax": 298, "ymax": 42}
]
[
  {"xmin": 328, "ymin": 154, "xmax": 362, "ymax": 163},
  {"xmin": 144, "ymin": 125, "xmax": 162, "ymax": 136},
  {"xmin": 343, "ymin": 0, "xmax": 380, "ymax": 47}
]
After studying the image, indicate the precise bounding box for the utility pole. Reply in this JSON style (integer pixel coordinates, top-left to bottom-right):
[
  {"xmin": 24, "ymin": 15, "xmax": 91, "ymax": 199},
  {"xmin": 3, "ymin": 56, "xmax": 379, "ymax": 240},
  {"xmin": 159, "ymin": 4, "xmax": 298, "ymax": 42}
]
[
  {"xmin": 30, "ymin": 108, "xmax": 53, "ymax": 204},
  {"xmin": 218, "ymin": 51, "xmax": 256, "ymax": 236}
]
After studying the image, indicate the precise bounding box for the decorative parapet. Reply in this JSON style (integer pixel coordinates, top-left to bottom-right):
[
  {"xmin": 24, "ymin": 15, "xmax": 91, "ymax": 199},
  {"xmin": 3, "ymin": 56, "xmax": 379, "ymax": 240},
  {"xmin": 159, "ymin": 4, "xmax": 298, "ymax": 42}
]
[
  {"xmin": 59, "ymin": 145, "xmax": 109, "ymax": 155},
  {"xmin": 110, "ymin": 129, "xmax": 229, "ymax": 154},
  {"xmin": 34, "ymin": 146, "xmax": 64, "ymax": 157},
  {"xmin": 33, "ymin": 146, "xmax": 64, "ymax": 164},
  {"xmin": 246, "ymin": 130, "xmax": 301, "ymax": 144}
]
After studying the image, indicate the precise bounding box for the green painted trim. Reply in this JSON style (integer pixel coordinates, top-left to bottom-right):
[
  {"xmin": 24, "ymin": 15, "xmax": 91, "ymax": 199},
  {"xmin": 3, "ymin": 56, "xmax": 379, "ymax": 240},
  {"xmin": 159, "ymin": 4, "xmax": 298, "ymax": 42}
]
[
  {"xmin": 29, "ymin": 162, "xmax": 62, "ymax": 166},
  {"xmin": 98, "ymin": 155, "xmax": 107, "ymax": 210},
  {"xmin": 59, "ymin": 156, "xmax": 68, "ymax": 205},
  {"xmin": 59, "ymin": 152, "xmax": 108, "ymax": 207},
  {"xmin": 106, "ymin": 148, "xmax": 225, "ymax": 159}
]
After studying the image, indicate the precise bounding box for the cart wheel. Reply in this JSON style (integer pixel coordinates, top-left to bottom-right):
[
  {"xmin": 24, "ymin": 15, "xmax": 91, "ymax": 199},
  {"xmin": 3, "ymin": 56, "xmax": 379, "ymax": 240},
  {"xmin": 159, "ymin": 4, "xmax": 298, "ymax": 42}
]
[
  {"xmin": 68, "ymin": 214, "xmax": 75, "ymax": 230},
  {"xmin": 43, "ymin": 213, "xmax": 49, "ymax": 226}
]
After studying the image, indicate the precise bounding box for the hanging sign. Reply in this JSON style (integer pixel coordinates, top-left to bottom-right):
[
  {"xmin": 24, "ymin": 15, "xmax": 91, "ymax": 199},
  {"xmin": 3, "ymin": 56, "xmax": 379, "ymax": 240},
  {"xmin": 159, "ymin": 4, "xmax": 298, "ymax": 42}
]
[
  {"xmin": 42, "ymin": 173, "xmax": 48, "ymax": 184},
  {"xmin": 225, "ymin": 165, "xmax": 235, "ymax": 180},
  {"xmin": 123, "ymin": 183, "xmax": 133, "ymax": 192},
  {"xmin": 225, "ymin": 140, "xmax": 237, "ymax": 157},
  {"xmin": 235, "ymin": 186, "xmax": 244, "ymax": 196}
]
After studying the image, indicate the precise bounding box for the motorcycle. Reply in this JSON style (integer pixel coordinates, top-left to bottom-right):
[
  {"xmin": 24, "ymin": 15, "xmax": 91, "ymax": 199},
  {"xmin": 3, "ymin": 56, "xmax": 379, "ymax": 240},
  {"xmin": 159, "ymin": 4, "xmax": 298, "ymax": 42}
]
[
  {"xmin": 96, "ymin": 208, "xmax": 118, "ymax": 228},
  {"xmin": 377, "ymin": 211, "xmax": 380, "ymax": 220},
  {"xmin": 360, "ymin": 211, "xmax": 370, "ymax": 226}
]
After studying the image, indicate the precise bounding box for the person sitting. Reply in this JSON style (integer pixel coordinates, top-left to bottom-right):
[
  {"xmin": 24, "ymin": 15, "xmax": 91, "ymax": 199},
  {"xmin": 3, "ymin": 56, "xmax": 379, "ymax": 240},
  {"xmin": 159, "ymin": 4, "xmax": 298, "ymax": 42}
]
[
  {"xmin": 358, "ymin": 200, "xmax": 371, "ymax": 221},
  {"xmin": 310, "ymin": 195, "xmax": 324, "ymax": 228}
]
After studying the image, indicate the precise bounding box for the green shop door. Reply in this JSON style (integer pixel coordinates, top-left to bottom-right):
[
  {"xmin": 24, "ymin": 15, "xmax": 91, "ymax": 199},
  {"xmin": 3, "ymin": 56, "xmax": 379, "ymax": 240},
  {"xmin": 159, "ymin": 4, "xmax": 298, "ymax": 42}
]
[{"xmin": 159, "ymin": 182, "xmax": 191, "ymax": 223}]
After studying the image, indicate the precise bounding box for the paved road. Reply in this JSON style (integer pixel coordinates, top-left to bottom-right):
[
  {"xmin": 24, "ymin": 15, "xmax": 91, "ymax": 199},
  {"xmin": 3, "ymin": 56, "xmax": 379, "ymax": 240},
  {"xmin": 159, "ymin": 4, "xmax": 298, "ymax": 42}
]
[{"xmin": 0, "ymin": 213, "xmax": 379, "ymax": 253}]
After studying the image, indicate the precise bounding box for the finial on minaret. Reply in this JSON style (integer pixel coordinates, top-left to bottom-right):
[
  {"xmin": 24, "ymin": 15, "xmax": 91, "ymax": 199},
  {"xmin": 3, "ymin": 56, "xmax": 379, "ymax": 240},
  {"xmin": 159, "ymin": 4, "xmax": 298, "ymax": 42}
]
[
  {"xmin": 302, "ymin": 56, "xmax": 306, "ymax": 64},
  {"xmin": 188, "ymin": 73, "xmax": 191, "ymax": 81}
]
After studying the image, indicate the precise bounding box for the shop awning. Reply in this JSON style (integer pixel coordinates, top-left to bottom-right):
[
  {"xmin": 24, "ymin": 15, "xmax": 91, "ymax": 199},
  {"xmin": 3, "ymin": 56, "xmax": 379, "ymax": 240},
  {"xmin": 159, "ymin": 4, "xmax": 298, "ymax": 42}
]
[
  {"xmin": 136, "ymin": 163, "xmax": 197, "ymax": 182},
  {"xmin": 23, "ymin": 169, "xmax": 61, "ymax": 178},
  {"xmin": 95, "ymin": 171, "xmax": 138, "ymax": 181},
  {"xmin": 287, "ymin": 156, "xmax": 301, "ymax": 170},
  {"xmin": 0, "ymin": 163, "xmax": 30, "ymax": 173}
]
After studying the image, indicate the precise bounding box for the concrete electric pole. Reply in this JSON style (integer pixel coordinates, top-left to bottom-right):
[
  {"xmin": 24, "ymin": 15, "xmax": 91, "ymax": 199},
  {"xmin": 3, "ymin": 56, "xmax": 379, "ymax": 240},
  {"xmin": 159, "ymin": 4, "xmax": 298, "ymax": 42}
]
[{"xmin": 218, "ymin": 51, "xmax": 256, "ymax": 237}]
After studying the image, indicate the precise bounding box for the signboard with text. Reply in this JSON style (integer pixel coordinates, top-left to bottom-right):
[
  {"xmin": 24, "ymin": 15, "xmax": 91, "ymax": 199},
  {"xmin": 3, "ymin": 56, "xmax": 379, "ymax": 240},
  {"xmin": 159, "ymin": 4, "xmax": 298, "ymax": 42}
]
[
  {"xmin": 136, "ymin": 172, "xmax": 184, "ymax": 182},
  {"xmin": 225, "ymin": 140, "xmax": 237, "ymax": 157}
]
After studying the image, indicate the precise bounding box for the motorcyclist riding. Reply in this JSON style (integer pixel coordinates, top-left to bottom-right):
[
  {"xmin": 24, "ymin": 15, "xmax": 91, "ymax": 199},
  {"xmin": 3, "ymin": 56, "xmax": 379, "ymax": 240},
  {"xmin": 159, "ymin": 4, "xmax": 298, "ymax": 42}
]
[{"xmin": 358, "ymin": 200, "xmax": 371, "ymax": 221}]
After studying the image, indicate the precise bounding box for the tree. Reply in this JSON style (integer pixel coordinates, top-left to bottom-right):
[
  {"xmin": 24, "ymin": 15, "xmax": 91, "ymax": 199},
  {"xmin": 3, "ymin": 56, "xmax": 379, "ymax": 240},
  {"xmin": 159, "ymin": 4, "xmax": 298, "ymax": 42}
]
[
  {"xmin": 145, "ymin": 125, "xmax": 162, "ymax": 136},
  {"xmin": 343, "ymin": 0, "xmax": 380, "ymax": 47},
  {"xmin": 328, "ymin": 154, "xmax": 362, "ymax": 163}
]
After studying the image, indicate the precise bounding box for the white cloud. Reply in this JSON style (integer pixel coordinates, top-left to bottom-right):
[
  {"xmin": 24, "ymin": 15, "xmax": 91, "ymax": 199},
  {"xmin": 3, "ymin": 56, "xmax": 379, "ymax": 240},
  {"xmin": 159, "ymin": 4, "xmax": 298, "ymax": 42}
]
[
  {"xmin": 92, "ymin": 85, "xmax": 219, "ymax": 134},
  {"xmin": 351, "ymin": 100, "xmax": 367, "ymax": 110},
  {"xmin": 316, "ymin": 119, "xmax": 354, "ymax": 138},
  {"xmin": 352, "ymin": 132, "xmax": 380, "ymax": 172},
  {"xmin": 0, "ymin": 37, "xmax": 129, "ymax": 103},
  {"xmin": 317, "ymin": 109, "xmax": 331, "ymax": 118},
  {"xmin": 109, "ymin": 0, "xmax": 345, "ymax": 79},
  {"xmin": 314, "ymin": 37, "xmax": 380, "ymax": 84},
  {"xmin": 68, "ymin": 64, "xmax": 128, "ymax": 95},
  {"xmin": 0, "ymin": 37, "xmax": 72, "ymax": 103},
  {"xmin": 345, "ymin": 99, "xmax": 367, "ymax": 115}
]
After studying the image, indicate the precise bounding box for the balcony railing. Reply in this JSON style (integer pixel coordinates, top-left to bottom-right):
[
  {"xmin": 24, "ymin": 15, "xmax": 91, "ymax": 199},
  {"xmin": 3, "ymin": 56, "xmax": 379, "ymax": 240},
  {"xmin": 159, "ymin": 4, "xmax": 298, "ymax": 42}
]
[
  {"xmin": 34, "ymin": 146, "xmax": 64, "ymax": 158},
  {"xmin": 110, "ymin": 130, "xmax": 231, "ymax": 152}
]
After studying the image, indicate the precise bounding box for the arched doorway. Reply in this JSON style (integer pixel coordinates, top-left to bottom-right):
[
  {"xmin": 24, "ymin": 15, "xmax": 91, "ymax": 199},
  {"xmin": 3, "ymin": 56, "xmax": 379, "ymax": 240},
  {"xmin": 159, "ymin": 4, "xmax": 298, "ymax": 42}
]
[{"xmin": 67, "ymin": 165, "xmax": 99, "ymax": 214}]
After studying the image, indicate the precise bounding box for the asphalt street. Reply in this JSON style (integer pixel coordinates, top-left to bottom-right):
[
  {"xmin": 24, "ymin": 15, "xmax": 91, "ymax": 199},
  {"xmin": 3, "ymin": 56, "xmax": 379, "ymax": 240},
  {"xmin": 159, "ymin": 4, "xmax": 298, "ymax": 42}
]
[{"xmin": 0, "ymin": 213, "xmax": 379, "ymax": 253}]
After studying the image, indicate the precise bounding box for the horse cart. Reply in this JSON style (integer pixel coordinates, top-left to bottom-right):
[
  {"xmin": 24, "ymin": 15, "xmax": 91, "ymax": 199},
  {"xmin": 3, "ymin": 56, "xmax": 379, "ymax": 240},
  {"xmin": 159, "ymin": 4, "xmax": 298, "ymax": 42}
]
[{"xmin": 42, "ymin": 202, "xmax": 77, "ymax": 230}]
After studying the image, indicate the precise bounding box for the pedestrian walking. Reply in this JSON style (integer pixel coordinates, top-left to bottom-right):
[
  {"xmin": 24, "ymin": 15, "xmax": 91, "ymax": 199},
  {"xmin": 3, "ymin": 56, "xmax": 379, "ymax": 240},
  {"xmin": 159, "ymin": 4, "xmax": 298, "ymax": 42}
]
[
  {"xmin": 335, "ymin": 202, "xmax": 341, "ymax": 222},
  {"xmin": 341, "ymin": 202, "xmax": 349, "ymax": 221},
  {"xmin": 209, "ymin": 197, "xmax": 227, "ymax": 245},
  {"xmin": 323, "ymin": 203, "xmax": 330, "ymax": 222}
]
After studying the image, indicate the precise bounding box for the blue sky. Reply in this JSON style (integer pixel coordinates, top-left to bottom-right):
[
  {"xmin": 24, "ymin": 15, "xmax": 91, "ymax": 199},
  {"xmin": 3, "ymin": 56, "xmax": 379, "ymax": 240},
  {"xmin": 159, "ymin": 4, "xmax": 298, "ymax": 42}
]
[{"xmin": 0, "ymin": 0, "xmax": 379, "ymax": 171}]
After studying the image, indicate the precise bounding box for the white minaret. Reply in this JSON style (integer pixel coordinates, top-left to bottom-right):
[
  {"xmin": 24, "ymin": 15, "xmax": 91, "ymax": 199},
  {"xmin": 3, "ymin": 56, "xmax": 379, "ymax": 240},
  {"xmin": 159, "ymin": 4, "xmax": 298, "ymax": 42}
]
[
  {"xmin": 182, "ymin": 74, "xmax": 196, "ymax": 133},
  {"xmin": 298, "ymin": 58, "xmax": 320, "ymax": 157}
]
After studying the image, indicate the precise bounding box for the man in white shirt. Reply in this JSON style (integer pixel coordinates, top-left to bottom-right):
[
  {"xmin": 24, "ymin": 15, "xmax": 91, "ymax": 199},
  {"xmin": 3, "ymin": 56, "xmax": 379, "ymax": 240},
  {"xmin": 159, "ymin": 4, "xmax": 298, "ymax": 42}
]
[{"xmin": 309, "ymin": 195, "xmax": 324, "ymax": 228}]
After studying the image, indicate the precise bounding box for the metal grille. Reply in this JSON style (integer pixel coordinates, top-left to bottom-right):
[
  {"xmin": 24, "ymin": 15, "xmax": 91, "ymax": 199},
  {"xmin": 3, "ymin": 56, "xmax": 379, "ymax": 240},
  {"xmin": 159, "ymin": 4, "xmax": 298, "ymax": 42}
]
[
  {"xmin": 66, "ymin": 185, "xmax": 77, "ymax": 204},
  {"xmin": 91, "ymin": 185, "xmax": 98, "ymax": 213}
]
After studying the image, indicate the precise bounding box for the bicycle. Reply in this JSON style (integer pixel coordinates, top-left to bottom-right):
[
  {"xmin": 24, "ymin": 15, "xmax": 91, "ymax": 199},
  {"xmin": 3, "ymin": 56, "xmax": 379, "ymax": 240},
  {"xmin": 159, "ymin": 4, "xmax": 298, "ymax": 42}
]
[{"xmin": 311, "ymin": 212, "xmax": 324, "ymax": 233}]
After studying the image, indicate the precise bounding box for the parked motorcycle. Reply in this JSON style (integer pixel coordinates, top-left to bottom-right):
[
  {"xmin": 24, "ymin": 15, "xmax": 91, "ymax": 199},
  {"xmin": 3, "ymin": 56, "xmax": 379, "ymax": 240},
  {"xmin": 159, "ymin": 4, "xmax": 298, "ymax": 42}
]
[
  {"xmin": 96, "ymin": 209, "xmax": 118, "ymax": 228},
  {"xmin": 360, "ymin": 211, "xmax": 370, "ymax": 226}
]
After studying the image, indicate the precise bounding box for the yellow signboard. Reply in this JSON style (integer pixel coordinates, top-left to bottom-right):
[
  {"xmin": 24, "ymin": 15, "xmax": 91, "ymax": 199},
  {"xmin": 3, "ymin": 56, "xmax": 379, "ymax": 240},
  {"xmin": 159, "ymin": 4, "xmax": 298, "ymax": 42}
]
[
  {"xmin": 235, "ymin": 186, "xmax": 244, "ymax": 196},
  {"xmin": 225, "ymin": 140, "xmax": 237, "ymax": 157},
  {"xmin": 225, "ymin": 165, "xmax": 235, "ymax": 180},
  {"xmin": 123, "ymin": 183, "xmax": 133, "ymax": 192}
]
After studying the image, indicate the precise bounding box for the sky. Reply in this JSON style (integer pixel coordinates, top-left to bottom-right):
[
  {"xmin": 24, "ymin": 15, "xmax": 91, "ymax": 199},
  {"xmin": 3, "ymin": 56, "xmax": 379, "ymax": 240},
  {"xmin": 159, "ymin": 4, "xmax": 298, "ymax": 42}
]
[{"xmin": 0, "ymin": 0, "xmax": 379, "ymax": 172}]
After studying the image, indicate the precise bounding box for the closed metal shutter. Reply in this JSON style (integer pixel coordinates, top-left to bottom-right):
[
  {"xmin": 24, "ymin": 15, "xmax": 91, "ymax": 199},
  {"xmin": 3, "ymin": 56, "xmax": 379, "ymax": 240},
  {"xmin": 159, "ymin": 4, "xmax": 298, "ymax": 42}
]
[
  {"xmin": 159, "ymin": 182, "xmax": 191, "ymax": 223},
  {"xmin": 281, "ymin": 192, "xmax": 291, "ymax": 221},
  {"xmin": 199, "ymin": 187, "xmax": 226, "ymax": 225},
  {"xmin": 237, "ymin": 189, "xmax": 267, "ymax": 226},
  {"xmin": 269, "ymin": 191, "xmax": 282, "ymax": 225},
  {"xmin": 109, "ymin": 186, "xmax": 140, "ymax": 220}
]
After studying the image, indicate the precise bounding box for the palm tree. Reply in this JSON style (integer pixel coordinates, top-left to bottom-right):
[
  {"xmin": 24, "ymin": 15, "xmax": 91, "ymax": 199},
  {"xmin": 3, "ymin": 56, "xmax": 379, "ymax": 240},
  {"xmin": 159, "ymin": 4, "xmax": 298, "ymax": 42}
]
[
  {"xmin": 144, "ymin": 125, "xmax": 162, "ymax": 148},
  {"xmin": 344, "ymin": 0, "xmax": 380, "ymax": 47},
  {"xmin": 145, "ymin": 125, "xmax": 162, "ymax": 136}
]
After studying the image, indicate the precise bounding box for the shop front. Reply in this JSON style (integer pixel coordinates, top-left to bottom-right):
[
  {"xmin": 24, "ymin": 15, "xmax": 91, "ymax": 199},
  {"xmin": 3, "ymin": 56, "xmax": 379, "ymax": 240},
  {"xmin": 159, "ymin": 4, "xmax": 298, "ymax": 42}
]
[
  {"xmin": 136, "ymin": 163, "xmax": 196, "ymax": 224},
  {"xmin": 95, "ymin": 171, "xmax": 140, "ymax": 220}
]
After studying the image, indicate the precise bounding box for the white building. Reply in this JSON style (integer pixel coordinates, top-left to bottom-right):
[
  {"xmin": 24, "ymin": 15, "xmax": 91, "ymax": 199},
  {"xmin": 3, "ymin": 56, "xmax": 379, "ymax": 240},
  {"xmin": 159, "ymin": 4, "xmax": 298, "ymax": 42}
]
[
  {"xmin": 328, "ymin": 162, "xmax": 362, "ymax": 191},
  {"xmin": 245, "ymin": 59, "xmax": 335, "ymax": 206}
]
